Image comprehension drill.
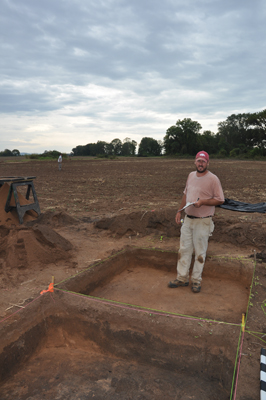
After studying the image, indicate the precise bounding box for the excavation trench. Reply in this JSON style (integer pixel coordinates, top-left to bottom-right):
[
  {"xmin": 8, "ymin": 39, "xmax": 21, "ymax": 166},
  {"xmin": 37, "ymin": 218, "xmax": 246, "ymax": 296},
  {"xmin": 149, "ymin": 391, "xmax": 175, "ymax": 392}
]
[{"xmin": 0, "ymin": 248, "xmax": 253, "ymax": 399}]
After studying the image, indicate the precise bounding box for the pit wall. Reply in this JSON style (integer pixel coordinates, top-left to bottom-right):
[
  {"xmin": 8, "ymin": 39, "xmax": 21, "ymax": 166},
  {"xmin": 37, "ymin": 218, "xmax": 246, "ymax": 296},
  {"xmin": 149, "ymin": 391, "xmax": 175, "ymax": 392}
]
[
  {"xmin": 0, "ymin": 291, "xmax": 237, "ymax": 392},
  {"xmin": 57, "ymin": 248, "xmax": 252, "ymax": 295}
]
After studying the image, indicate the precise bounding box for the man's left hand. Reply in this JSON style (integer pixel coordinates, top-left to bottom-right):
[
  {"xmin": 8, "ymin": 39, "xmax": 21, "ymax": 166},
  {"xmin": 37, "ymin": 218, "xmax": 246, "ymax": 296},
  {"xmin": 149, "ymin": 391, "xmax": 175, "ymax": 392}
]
[{"xmin": 193, "ymin": 199, "xmax": 203, "ymax": 208}]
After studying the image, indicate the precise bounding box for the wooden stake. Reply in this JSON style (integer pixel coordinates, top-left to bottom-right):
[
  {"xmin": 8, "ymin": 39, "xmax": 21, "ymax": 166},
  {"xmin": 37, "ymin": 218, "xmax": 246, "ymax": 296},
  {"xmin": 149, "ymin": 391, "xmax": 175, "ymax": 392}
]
[{"xmin": 242, "ymin": 313, "xmax": 245, "ymax": 332}]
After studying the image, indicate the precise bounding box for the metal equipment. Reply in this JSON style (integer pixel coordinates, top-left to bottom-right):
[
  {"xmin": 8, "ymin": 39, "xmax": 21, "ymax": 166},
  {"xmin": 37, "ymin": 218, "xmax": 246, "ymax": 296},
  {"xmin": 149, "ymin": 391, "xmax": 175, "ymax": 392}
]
[{"xmin": 0, "ymin": 176, "xmax": 41, "ymax": 224}]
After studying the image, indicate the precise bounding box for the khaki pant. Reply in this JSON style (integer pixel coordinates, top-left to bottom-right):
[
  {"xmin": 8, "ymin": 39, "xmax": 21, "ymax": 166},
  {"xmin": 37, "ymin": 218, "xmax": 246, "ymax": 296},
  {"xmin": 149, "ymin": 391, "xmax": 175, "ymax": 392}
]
[{"xmin": 177, "ymin": 215, "xmax": 214, "ymax": 284}]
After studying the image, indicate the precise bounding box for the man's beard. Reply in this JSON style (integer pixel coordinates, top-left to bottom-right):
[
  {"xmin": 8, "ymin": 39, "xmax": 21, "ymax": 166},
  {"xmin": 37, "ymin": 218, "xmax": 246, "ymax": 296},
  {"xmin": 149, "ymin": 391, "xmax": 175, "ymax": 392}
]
[{"xmin": 196, "ymin": 166, "xmax": 207, "ymax": 174}]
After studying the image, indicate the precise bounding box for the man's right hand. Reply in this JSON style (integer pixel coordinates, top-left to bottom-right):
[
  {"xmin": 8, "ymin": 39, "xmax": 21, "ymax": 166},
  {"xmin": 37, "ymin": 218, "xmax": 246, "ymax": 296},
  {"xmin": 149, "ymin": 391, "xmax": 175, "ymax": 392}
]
[
  {"xmin": 175, "ymin": 211, "xmax": 182, "ymax": 225},
  {"xmin": 176, "ymin": 194, "xmax": 186, "ymax": 224}
]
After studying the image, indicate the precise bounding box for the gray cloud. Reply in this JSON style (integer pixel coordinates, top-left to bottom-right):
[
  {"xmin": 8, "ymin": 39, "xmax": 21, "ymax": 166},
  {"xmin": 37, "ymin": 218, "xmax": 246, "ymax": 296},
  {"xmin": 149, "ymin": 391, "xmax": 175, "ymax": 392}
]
[{"xmin": 0, "ymin": 0, "xmax": 265, "ymax": 152}]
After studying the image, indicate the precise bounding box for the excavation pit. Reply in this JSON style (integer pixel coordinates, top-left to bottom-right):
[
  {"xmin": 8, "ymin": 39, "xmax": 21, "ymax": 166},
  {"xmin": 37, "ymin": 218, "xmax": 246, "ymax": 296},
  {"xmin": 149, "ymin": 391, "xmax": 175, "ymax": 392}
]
[
  {"xmin": 0, "ymin": 248, "xmax": 253, "ymax": 399},
  {"xmin": 60, "ymin": 248, "xmax": 252, "ymax": 324}
]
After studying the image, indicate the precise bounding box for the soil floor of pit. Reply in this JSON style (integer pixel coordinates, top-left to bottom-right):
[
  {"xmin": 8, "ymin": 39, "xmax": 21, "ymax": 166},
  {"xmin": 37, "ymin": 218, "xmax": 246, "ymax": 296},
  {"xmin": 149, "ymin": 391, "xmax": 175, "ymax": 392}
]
[
  {"xmin": 89, "ymin": 263, "xmax": 251, "ymax": 324},
  {"xmin": 0, "ymin": 346, "xmax": 229, "ymax": 400},
  {"xmin": 1, "ymin": 157, "xmax": 266, "ymax": 400}
]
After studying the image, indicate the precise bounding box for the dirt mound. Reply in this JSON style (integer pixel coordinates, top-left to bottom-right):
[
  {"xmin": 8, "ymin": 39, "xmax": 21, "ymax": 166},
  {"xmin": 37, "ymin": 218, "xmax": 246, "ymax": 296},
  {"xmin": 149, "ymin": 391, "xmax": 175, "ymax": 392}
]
[
  {"xmin": 212, "ymin": 217, "xmax": 266, "ymax": 249},
  {"xmin": 0, "ymin": 184, "xmax": 76, "ymax": 286},
  {"xmin": 26, "ymin": 210, "xmax": 79, "ymax": 229},
  {"xmin": 0, "ymin": 182, "xmax": 79, "ymax": 284},
  {"xmin": 94, "ymin": 209, "xmax": 266, "ymax": 249},
  {"xmin": 0, "ymin": 224, "xmax": 73, "ymax": 286},
  {"xmin": 94, "ymin": 209, "xmax": 179, "ymax": 238}
]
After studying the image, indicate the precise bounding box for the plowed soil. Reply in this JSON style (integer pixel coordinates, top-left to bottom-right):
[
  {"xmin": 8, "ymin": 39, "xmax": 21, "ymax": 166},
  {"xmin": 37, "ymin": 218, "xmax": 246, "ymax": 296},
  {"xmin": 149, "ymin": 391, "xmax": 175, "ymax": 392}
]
[{"xmin": 0, "ymin": 157, "xmax": 266, "ymax": 400}]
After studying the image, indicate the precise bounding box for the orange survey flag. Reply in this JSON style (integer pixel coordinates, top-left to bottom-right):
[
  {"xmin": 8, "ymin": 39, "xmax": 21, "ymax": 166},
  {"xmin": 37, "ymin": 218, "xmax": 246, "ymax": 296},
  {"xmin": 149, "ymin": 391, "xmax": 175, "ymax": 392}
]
[{"xmin": 40, "ymin": 282, "xmax": 54, "ymax": 295}]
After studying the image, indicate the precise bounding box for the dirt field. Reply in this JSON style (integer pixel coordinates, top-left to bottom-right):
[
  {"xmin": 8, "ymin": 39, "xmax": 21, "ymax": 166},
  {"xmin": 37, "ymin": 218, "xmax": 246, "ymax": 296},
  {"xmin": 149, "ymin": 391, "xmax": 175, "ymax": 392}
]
[{"xmin": 0, "ymin": 157, "xmax": 266, "ymax": 399}]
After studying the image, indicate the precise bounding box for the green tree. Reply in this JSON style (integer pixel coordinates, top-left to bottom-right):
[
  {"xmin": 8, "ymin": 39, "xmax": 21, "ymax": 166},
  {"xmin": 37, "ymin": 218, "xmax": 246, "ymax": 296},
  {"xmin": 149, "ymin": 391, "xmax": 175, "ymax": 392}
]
[
  {"xmin": 138, "ymin": 137, "xmax": 162, "ymax": 157},
  {"xmin": 72, "ymin": 145, "xmax": 85, "ymax": 156},
  {"xmin": 41, "ymin": 150, "xmax": 61, "ymax": 158},
  {"xmin": 88, "ymin": 143, "xmax": 98, "ymax": 156},
  {"xmin": 217, "ymin": 113, "xmax": 251, "ymax": 152},
  {"xmin": 83, "ymin": 143, "xmax": 92, "ymax": 156},
  {"xmin": 12, "ymin": 149, "xmax": 20, "ymax": 156},
  {"xmin": 72, "ymin": 141, "xmax": 108, "ymax": 156},
  {"xmin": 163, "ymin": 118, "xmax": 202, "ymax": 156},
  {"xmin": 107, "ymin": 138, "xmax": 122, "ymax": 155},
  {"xmin": 121, "ymin": 138, "xmax": 137, "ymax": 156},
  {"xmin": 0, "ymin": 149, "xmax": 13, "ymax": 157},
  {"xmin": 247, "ymin": 109, "xmax": 266, "ymax": 151},
  {"xmin": 95, "ymin": 141, "xmax": 108, "ymax": 155},
  {"xmin": 197, "ymin": 131, "xmax": 218, "ymax": 155}
]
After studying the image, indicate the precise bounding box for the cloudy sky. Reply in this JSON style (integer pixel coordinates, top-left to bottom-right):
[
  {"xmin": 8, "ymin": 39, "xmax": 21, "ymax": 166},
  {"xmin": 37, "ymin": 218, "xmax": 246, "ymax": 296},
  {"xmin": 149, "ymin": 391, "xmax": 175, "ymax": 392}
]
[{"xmin": 1, "ymin": 0, "xmax": 265, "ymax": 154}]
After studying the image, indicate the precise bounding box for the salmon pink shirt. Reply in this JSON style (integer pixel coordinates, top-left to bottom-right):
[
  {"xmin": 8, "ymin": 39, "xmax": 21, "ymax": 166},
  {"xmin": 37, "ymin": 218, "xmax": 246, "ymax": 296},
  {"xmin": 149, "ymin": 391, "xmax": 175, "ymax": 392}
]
[{"xmin": 184, "ymin": 171, "xmax": 224, "ymax": 217}]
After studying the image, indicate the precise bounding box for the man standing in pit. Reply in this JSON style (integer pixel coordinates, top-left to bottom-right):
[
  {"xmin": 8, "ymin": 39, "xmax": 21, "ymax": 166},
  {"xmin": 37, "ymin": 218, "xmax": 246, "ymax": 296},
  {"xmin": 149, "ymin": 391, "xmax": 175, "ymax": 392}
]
[
  {"xmin": 58, "ymin": 154, "xmax": 62, "ymax": 171},
  {"xmin": 168, "ymin": 151, "xmax": 224, "ymax": 293}
]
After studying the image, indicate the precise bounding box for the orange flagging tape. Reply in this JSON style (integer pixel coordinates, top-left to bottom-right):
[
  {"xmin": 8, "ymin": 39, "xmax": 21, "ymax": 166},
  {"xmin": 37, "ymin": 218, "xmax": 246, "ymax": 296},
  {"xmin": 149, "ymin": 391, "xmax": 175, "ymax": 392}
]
[{"xmin": 40, "ymin": 282, "xmax": 54, "ymax": 295}]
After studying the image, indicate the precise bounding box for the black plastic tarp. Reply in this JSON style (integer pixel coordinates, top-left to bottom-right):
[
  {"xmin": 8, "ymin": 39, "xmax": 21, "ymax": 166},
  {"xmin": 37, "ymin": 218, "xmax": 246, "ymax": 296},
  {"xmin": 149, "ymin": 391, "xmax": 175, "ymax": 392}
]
[{"xmin": 219, "ymin": 198, "xmax": 266, "ymax": 213}]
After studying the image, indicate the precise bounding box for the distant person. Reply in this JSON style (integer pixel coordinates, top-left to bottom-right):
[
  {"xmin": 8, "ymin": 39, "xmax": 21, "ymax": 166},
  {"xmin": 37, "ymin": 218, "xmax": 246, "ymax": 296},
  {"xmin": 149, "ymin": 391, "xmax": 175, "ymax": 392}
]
[
  {"xmin": 58, "ymin": 154, "xmax": 62, "ymax": 171},
  {"xmin": 168, "ymin": 151, "xmax": 224, "ymax": 293}
]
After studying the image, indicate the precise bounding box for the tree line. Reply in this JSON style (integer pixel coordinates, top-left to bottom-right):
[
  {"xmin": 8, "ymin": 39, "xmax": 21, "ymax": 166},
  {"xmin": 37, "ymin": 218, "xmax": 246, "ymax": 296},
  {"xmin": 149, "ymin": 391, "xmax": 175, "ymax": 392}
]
[
  {"xmin": 0, "ymin": 149, "xmax": 20, "ymax": 157},
  {"xmin": 0, "ymin": 149, "xmax": 63, "ymax": 159},
  {"xmin": 71, "ymin": 136, "xmax": 162, "ymax": 157},
  {"xmin": 163, "ymin": 109, "xmax": 266, "ymax": 158},
  {"xmin": 1, "ymin": 109, "xmax": 266, "ymax": 158},
  {"xmin": 71, "ymin": 109, "xmax": 266, "ymax": 158}
]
